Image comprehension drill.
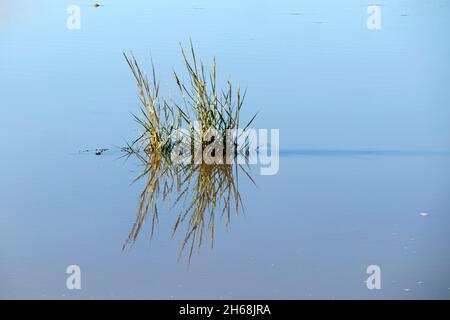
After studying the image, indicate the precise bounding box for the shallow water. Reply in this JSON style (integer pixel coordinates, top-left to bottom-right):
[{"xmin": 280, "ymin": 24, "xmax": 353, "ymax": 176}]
[{"xmin": 1, "ymin": 0, "xmax": 450, "ymax": 299}]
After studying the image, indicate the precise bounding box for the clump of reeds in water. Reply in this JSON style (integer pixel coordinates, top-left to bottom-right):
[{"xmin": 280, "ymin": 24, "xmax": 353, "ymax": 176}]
[
  {"xmin": 122, "ymin": 40, "xmax": 257, "ymax": 262},
  {"xmin": 123, "ymin": 39, "xmax": 256, "ymax": 159}
]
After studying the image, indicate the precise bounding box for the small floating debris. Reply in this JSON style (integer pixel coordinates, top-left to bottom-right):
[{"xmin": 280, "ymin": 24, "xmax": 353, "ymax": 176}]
[
  {"xmin": 403, "ymin": 288, "xmax": 411, "ymax": 292},
  {"xmin": 77, "ymin": 148, "xmax": 109, "ymax": 155},
  {"xmin": 95, "ymin": 148, "xmax": 108, "ymax": 155},
  {"xmin": 417, "ymin": 281, "xmax": 424, "ymax": 285},
  {"xmin": 419, "ymin": 212, "xmax": 430, "ymax": 217}
]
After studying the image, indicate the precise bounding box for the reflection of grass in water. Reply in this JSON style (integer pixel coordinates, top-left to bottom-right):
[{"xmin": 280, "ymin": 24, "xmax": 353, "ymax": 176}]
[
  {"xmin": 123, "ymin": 153, "xmax": 178, "ymax": 248},
  {"xmin": 174, "ymin": 163, "xmax": 244, "ymax": 261},
  {"xmin": 122, "ymin": 152, "xmax": 255, "ymax": 262},
  {"xmin": 123, "ymin": 38, "xmax": 257, "ymax": 156}
]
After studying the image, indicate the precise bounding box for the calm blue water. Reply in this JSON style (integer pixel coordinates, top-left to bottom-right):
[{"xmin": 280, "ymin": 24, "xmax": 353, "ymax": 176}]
[{"xmin": 1, "ymin": 0, "xmax": 450, "ymax": 299}]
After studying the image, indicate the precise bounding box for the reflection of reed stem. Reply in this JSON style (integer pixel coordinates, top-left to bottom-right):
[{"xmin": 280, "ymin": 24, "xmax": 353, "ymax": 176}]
[{"xmin": 122, "ymin": 151, "xmax": 255, "ymax": 263}]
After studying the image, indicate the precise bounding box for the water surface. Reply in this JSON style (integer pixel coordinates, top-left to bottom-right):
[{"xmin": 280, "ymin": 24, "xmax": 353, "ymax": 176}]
[{"xmin": 1, "ymin": 0, "xmax": 450, "ymax": 299}]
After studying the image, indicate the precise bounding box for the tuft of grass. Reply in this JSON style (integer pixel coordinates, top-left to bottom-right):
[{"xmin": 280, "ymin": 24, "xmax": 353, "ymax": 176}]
[
  {"xmin": 173, "ymin": 39, "xmax": 254, "ymax": 148},
  {"xmin": 124, "ymin": 39, "xmax": 257, "ymax": 160},
  {"xmin": 123, "ymin": 53, "xmax": 180, "ymax": 154}
]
